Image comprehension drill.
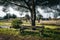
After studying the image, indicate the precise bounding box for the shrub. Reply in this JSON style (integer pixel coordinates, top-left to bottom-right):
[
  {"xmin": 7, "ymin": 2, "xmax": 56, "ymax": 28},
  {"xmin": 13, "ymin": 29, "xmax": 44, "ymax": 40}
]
[{"xmin": 11, "ymin": 19, "xmax": 23, "ymax": 29}]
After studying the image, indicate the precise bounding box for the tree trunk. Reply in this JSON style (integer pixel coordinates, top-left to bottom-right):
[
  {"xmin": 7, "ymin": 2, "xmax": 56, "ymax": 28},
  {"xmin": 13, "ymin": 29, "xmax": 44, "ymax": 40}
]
[{"xmin": 31, "ymin": 0, "xmax": 36, "ymax": 26}]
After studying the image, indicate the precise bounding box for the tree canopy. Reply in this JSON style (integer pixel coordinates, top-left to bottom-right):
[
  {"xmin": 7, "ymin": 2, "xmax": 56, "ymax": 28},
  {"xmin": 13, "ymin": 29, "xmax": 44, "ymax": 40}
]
[{"xmin": 0, "ymin": 0, "xmax": 60, "ymax": 11}]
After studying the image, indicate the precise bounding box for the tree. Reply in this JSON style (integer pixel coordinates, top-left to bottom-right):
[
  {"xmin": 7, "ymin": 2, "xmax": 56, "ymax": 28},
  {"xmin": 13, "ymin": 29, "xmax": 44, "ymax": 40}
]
[
  {"xmin": 36, "ymin": 11, "xmax": 43, "ymax": 22},
  {"xmin": 0, "ymin": 0, "xmax": 60, "ymax": 26},
  {"xmin": 12, "ymin": 14, "xmax": 17, "ymax": 18},
  {"xmin": 37, "ymin": 14, "xmax": 43, "ymax": 23},
  {"xmin": 3, "ymin": 13, "xmax": 12, "ymax": 19},
  {"xmin": 3, "ymin": 14, "xmax": 17, "ymax": 19},
  {"xmin": 25, "ymin": 14, "xmax": 30, "ymax": 22}
]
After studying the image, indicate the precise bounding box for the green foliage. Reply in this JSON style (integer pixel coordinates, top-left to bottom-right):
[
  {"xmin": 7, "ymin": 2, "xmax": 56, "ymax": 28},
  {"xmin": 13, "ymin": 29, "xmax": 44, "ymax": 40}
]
[
  {"xmin": 3, "ymin": 14, "xmax": 17, "ymax": 19},
  {"xmin": 11, "ymin": 19, "xmax": 23, "ymax": 29},
  {"xmin": 25, "ymin": 14, "xmax": 30, "ymax": 20},
  {"xmin": 37, "ymin": 14, "xmax": 43, "ymax": 20},
  {"xmin": 4, "ymin": 14, "xmax": 12, "ymax": 19},
  {"xmin": 12, "ymin": 14, "xmax": 17, "ymax": 19}
]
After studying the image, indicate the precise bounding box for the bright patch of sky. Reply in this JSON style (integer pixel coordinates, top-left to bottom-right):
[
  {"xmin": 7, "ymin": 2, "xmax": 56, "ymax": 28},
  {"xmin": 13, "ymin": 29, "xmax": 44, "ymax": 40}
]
[
  {"xmin": 0, "ymin": 6, "xmax": 6, "ymax": 17},
  {"xmin": 0, "ymin": 6, "xmax": 54, "ymax": 18},
  {"xmin": 37, "ymin": 7, "xmax": 54, "ymax": 18},
  {"xmin": 7, "ymin": 7, "xmax": 21, "ymax": 17}
]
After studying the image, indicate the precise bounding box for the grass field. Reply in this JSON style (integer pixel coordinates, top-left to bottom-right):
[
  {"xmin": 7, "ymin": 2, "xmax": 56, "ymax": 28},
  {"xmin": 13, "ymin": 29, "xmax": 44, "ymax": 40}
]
[
  {"xmin": 0, "ymin": 28, "xmax": 60, "ymax": 40},
  {"xmin": 0, "ymin": 20, "xmax": 60, "ymax": 40},
  {"xmin": 0, "ymin": 20, "xmax": 60, "ymax": 29}
]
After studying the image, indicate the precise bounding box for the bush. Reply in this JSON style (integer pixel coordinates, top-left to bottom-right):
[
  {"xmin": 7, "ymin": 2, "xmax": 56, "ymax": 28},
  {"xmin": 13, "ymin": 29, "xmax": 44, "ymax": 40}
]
[{"xmin": 11, "ymin": 19, "xmax": 23, "ymax": 29}]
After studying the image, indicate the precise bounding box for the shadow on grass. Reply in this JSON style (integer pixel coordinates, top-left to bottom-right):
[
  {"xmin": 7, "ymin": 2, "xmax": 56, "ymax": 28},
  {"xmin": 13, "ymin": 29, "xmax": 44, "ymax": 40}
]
[
  {"xmin": 21, "ymin": 31, "xmax": 40, "ymax": 36},
  {"xmin": 20, "ymin": 28, "xmax": 60, "ymax": 40}
]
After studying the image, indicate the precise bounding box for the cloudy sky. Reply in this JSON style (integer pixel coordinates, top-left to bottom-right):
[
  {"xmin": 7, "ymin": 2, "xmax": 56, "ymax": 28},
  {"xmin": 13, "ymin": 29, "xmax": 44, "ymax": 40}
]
[{"xmin": 0, "ymin": 6, "xmax": 54, "ymax": 18}]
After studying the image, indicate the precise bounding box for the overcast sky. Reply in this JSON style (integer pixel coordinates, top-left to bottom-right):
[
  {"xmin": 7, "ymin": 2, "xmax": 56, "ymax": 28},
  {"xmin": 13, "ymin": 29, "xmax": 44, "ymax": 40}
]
[{"xmin": 0, "ymin": 6, "xmax": 54, "ymax": 18}]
